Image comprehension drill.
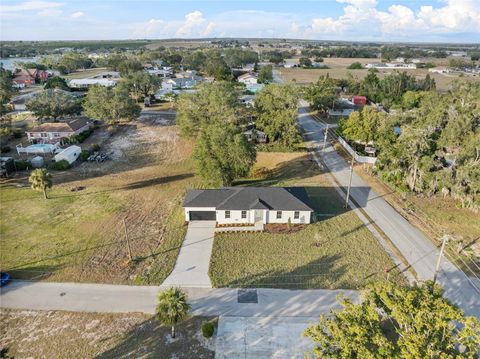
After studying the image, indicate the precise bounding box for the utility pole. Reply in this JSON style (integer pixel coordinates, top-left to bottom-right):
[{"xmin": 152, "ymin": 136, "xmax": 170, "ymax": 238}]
[
  {"xmin": 123, "ymin": 218, "xmax": 132, "ymax": 262},
  {"xmin": 323, "ymin": 124, "xmax": 329, "ymax": 151},
  {"xmin": 345, "ymin": 155, "xmax": 355, "ymax": 208},
  {"xmin": 433, "ymin": 235, "xmax": 449, "ymax": 286}
]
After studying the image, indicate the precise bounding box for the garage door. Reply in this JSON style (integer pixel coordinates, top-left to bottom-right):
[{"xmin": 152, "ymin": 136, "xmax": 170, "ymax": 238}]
[{"xmin": 189, "ymin": 211, "xmax": 216, "ymax": 221}]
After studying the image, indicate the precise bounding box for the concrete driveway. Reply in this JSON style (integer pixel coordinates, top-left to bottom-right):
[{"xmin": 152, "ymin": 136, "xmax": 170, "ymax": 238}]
[
  {"xmin": 162, "ymin": 221, "xmax": 216, "ymax": 288},
  {"xmin": 215, "ymin": 316, "xmax": 315, "ymax": 359}
]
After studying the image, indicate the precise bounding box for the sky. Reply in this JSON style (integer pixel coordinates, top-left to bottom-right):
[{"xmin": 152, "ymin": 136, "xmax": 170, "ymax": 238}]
[{"xmin": 0, "ymin": 0, "xmax": 479, "ymax": 43}]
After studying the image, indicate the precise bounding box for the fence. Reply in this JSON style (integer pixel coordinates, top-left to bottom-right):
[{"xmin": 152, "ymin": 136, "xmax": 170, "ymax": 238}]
[{"xmin": 337, "ymin": 136, "xmax": 377, "ymax": 164}]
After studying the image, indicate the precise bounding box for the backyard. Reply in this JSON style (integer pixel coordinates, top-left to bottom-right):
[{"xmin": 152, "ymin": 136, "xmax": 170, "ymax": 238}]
[
  {"xmin": 0, "ymin": 309, "xmax": 216, "ymax": 358},
  {"xmin": 0, "ymin": 118, "xmax": 198, "ymax": 285},
  {"xmin": 209, "ymin": 152, "xmax": 406, "ymax": 289}
]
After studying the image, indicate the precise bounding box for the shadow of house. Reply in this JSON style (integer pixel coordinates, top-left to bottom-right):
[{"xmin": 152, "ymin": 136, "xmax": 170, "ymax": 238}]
[{"xmin": 220, "ymin": 255, "xmax": 348, "ymax": 290}]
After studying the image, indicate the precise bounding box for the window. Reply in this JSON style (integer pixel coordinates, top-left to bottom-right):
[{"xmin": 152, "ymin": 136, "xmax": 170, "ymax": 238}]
[
  {"xmin": 54, "ymin": 133, "xmax": 60, "ymax": 137},
  {"xmin": 225, "ymin": 211, "xmax": 230, "ymax": 219},
  {"xmin": 276, "ymin": 211, "xmax": 282, "ymax": 219},
  {"xmin": 241, "ymin": 210, "xmax": 247, "ymax": 219},
  {"xmin": 40, "ymin": 133, "xmax": 48, "ymax": 138},
  {"xmin": 294, "ymin": 211, "xmax": 300, "ymax": 219}
]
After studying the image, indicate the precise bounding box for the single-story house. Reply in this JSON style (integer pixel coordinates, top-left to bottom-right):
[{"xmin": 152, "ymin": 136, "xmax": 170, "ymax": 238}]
[
  {"xmin": 183, "ymin": 187, "xmax": 313, "ymax": 224},
  {"xmin": 161, "ymin": 77, "xmax": 199, "ymax": 91},
  {"xmin": 68, "ymin": 78, "xmax": 116, "ymax": 89},
  {"xmin": 26, "ymin": 117, "xmax": 92, "ymax": 144},
  {"xmin": 238, "ymin": 72, "xmax": 258, "ymax": 85}
]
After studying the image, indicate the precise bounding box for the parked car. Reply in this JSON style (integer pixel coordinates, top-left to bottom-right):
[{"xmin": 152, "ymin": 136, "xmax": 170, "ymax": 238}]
[{"xmin": 0, "ymin": 272, "xmax": 11, "ymax": 287}]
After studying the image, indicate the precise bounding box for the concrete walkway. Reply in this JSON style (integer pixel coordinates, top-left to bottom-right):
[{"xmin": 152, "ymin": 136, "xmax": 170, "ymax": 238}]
[
  {"xmin": 162, "ymin": 221, "xmax": 216, "ymax": 288},
  {"xmin": 215, "ymin": 316, "xmax": 315, "ymax": 359},
  {"xmin": 297, "ymin": 102, "xmax": 480, "ymax": 318},
  {"xmin": 0, "ymin": 281, "xmax": 359, "ymax": 317}
]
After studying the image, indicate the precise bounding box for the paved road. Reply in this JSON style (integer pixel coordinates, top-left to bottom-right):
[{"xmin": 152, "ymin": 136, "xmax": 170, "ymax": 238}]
[
  {"xmin": 162, "ymin": 221, "xmax": 216, "ymax": 288},
  {"xmin": 0, "ymin": 281, "xmax": 358, "ymax": 317},
  {"xmin": 296, "ymin": 103, "xmax": 480, "ymax": 318}
]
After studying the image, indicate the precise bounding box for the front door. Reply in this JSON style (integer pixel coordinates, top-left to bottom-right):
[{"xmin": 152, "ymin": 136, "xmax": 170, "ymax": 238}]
[{"xmin": 254, "ymin": 210, "xmax": 263, "ymax": 222}]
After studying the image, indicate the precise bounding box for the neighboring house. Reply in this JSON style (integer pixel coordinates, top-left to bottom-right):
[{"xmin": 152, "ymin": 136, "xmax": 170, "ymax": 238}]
[
  {"xmin": 243, "ymin": 129, "xmax": 267, "ymax": 143},
  {"xmin": 161, "ymin": 77, "xmax": 198, "ymax": 91},
  {"xmin": 26, "ymin": 117, "xmax": 92, "ymax": 144},
  {"xmin": 183, "ymin": 187, "xmax": 313, "ymax": 224},
  {"xmin": 68, "ymin": 78, "xmax": 116, "ymax": 89},
  {"xmin": 12, "ymin": 69, "xmax": 49, "ymax": 88},
  {"xmin": 147, "ymin": 67, "xmax": 173, "ymax": 78},
  {"xmin": 238, "ymin": 72, "xmax": 258, "ymax": 85}
]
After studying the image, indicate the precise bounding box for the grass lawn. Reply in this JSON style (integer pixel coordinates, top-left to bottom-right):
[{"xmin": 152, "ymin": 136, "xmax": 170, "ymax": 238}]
[
  {"xmin": 0, "ymin": 123, "xmax": 197, "ymax": 284},
  {"xmin": 0, "ymin": 309, "xmax": 216, "ymax": 359},
  {"xmin": 210, "ymin": 152, "xmax": 405, "ymax": 289}
]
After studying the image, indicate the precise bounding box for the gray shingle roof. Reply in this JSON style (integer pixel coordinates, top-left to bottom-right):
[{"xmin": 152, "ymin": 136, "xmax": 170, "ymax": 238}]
[{"xmin": 183, "ymin": 187, "xmax": 313, "ymax": 211}]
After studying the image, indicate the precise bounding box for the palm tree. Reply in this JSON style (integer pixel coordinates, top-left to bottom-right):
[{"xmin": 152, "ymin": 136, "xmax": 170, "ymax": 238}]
[
  {"xmin": 156, "ymin": 287, "xmax": 191, "ymax": 338},
  {"xmin": 28, "ymin": 168, "xmax": 52, "ymax": 199}
]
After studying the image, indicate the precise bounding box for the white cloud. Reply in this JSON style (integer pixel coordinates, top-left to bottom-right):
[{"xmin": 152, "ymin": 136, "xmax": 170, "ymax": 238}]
[
  {"xmin": 176, "ymin": 11, "xmax": 209, "ymax": 37},
  {"xmin": 305, "ymin": 0, "xmax": 480, "ymax": 39},
  {"xmin": 37, "ymin": 8, "xmax": 62, "ymax": 17},
  {"xmin": 71, "ymin": 11, "xmax": 84, "ymax": 19},
  {"xmin": 0, "ymin": 1, "xmax": 63, "ymax": 12}
]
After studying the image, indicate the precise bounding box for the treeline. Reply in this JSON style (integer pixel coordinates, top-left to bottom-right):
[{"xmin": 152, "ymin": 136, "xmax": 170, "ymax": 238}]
[
  {"xmin": 305, "ymin": 70, "xmax": 436, "ymax": 111},
  {"xmin": 301, "ymin": 47, "xmax": 378, "ymax": 59},
  {"xmin": 340, "ymin": 82, "xmax": 480, "ymax": 209},
  {"xmin": 0, "ymin": 40, "xmax": 151, "ymax": 58}
]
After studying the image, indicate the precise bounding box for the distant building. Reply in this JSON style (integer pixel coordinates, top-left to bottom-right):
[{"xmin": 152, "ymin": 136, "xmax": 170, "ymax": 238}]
[
  {"xmin": 243, "ymin": 129, "xmax": 267, "ymax": 143},
  {"xmin": 238, "ymin": 72, "xmax": 258, "ymax": 85},
  {"xmin": 68, "ymin": 78, "xmax": 116, "ymax": 89},
  {"xmin": 12, "ymin": 69, "xmax": 49, "ymax": 88}
]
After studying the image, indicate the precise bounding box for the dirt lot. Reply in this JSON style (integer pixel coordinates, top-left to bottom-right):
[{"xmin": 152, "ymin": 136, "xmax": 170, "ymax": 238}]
[
  {"xmin": 278, "ymin": 57, "xmax": 479, "ymax": 91},
  {"xmin": 0, "ymin": 114, "xmax": 199, "ymax": 285},
  {"xmin": 0, "ymin": 309, "xmax": 216, "ymax": 358}
]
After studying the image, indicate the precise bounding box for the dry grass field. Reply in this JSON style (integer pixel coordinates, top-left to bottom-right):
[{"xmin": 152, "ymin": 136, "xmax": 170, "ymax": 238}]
[
  {"xmin": 0, "ymin": 309, "xmax": 216, "ymax": 358},
  {"xmin": 0, "ymin": 117, "xmax": 198, "ymax": 285},
  {"xmin": 277, "ymin": 57, "xmax": 479, "ymax": 91}
]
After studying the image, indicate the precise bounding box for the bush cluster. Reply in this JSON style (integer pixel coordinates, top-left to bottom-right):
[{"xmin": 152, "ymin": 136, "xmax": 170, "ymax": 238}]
[
  {"xmin": 201, "ymin": 321, "xmax": 215, "ymax": 338},
  {"xmin": 49, "ymin": 159, "xmax": 70, "ymax": 170}
]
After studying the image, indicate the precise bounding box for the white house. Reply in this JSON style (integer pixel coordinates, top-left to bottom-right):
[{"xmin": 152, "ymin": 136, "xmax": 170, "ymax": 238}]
[
  {"xmin": 238, "ymin": 72, "xmax": 258, "ymax": 85},
  {"xmin": 68, "ymin": 78, "xmax": 116, "ymax": 89},
  {"xmin": 183, "ymin": 187, "xmax": 313, "ymax": 225},
  {"xmin": 26, "ymin": 117, "xmax": 92, "ymax": 144}
]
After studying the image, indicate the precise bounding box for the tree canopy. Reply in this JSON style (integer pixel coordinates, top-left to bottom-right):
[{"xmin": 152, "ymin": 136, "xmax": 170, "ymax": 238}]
[
  {"xmin": 0, "ymin": 69, "xmax": 17, "ymax": 115},
  {"xmin": 117, "ymin": 71, "xmax": 161, "ymax": 101},
  {"xmin": 176, "ymin": 82, "xmax": 242, "ymax": 138},
  {"xmin": 192, "ymin": 122, "xmax": 256, "ymax": 187},
  {"xmin": 340, "ymin": 106, "xmax": 387, "ymax": 145},
  {"xmin": 255, "ymin": 84, "xmax": 301, "ymax": 149},
  {"xmin": 26, "ymin": 89, "xmax": 81, "ymax": 119},
  {"xmin": 83, "ymin": 86, "xmax": 141, "ymax": 124},
  {"xmin": 304, "ymin": 75, "xmax": 337, "ymax": 114},
  {"xmin": 258, "ymin": 65, "xmax": 273, "ymax": 84},
  {"xmin": 156, "ymin": 287, "xmax": 191, "ymax": 339},
  {"xmin": 304, "ymin": 281, "xmax": 480, "ymax": 359},
  {"xmin": 29, "ymin": 169, "xmax": 53, "ymax": 200}
]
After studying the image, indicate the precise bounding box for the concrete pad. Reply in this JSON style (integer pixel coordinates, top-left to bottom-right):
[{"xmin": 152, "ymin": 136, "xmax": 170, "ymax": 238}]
[
  {"xmin": 162, "ymin": 221, "xmax": 216, "ymax": 288},
  {"xmin": 215, "ymin": 316, "xmax": 316, "ymax": 359}
]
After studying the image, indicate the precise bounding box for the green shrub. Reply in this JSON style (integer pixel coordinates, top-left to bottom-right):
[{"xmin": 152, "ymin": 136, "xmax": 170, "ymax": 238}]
[
  {"xmin": 347, "ymin": 62, "xmax": 364, "ymax": 70},
  {"xmin": 90, "ymin": 143, "xmax": 101, "ymax": 152},
  {"xmin": 201, "ymin": 321, "xmax": 215, "ymax": 338},
  {"xmin": 14, "ymin": 160, "xmax": 29, "ymax": 170},
  {"xmin": 50, "ymin": 159, "xmax": 70, "ymax": 170},
  {"xmin": 72, "ymin": 129, "xmax": 93, "ymax": 143},
  {"xmin": 79, "ymin": 150, "xmax": 90, "ymax": 161}
]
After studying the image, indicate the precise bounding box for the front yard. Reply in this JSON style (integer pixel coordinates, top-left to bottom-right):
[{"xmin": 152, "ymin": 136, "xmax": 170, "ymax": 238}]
[
  {"xmin": 209, "ymin": 152, "xmax": 406, "ymax": 289},
  {"xmin": 0, "ymin": 309, "xmax": 216, "ymax": 358}
]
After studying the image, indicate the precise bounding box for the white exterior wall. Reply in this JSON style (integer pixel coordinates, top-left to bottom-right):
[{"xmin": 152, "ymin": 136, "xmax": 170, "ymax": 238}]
[
  {"xmin": 216, "ymin": 210, "xmax": 254, "ymax": 225},
  {"xmin": 265, "ymin": 210, "xmax": 311, "ymax": 224},
  {"xmin": 184, "ymin": 207, "xmax": 216, "ymax": 222}
]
